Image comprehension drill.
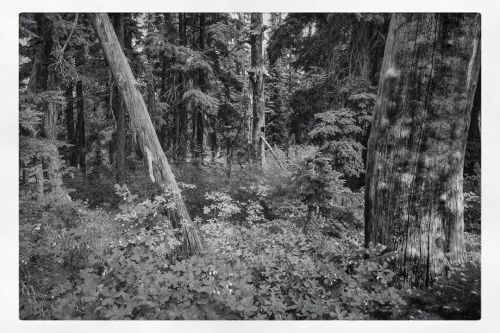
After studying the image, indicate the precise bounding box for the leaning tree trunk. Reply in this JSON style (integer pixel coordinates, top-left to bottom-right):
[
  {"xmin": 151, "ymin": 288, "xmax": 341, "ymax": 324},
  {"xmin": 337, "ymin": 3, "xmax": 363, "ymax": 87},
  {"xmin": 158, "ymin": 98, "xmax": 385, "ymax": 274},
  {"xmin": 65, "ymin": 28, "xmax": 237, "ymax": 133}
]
[
  {"xmin": 364, "ymin": 14, "xmax": 480, "ymax": 287},
  {"xmin": 146, "ymin": 65, "xmax": 157, "ymax": 129},
  {"xmin": 111, "ymin": 13, "xmax": 127, "ymax": 184},
  {"xmin": 90, "ymin": 13, "xmax": 204, "ymax": 255},
  {"xmin": 250, "ymin": 13, "xmax": 265, "ymax": 169}
]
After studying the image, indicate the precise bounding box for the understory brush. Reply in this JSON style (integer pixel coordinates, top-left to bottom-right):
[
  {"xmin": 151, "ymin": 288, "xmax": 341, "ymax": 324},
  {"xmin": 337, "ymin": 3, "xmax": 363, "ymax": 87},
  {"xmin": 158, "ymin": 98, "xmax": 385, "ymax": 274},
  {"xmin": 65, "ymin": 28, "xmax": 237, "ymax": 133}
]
[
  {"xmin": 19, "ymin": 175, "xmax": 405, "ymax": 319},
  {"xmin": 19, "ymin": 190, "xmax": 117, "ymax": 319},
  {"xmin": 19, "ymin": 157, "xmax": 480, "ymax": 320}
]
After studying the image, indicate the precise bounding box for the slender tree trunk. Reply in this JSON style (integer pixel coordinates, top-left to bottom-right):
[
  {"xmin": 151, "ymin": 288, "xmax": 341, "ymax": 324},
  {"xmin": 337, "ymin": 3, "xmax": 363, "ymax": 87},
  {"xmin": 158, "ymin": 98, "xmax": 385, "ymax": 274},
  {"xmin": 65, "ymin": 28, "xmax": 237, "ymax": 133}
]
[
  {"xmin": 111, "ymin": 13, "xmax": 126, "ymax": 184},
  {"xmin": 190, "ymin": 109, "xmax": 196, "ymax": 160},
  {"xmin": 159, "ymin": 53, "xmax": 168, "ymax": 152},
  {"xmin": 209, "ymin": 124, "xmax": 217, "ymax": 162},
  {"xmin": 359, "ymin": 18, "xmax": 372, "ymax": 82},
  {"xmin": 160, "ymin": 52, "xmax": 167, "ymax": 99},
  {"xmin": 75, "ymin": 46, "xmax": 86, "ymax": 173},
  {"xmin": 196, "ymin": 13, "xmax": 206, "ymax": 162},
  {"xmin": 65, "ymin": 83, "xmax": 76, "ymax": 166},
  {"xmin": 250, "ymin": 13, "xmax": 265, "ymax": 169},
  {"xmin": 75, "ymin": 79, "xmax": 86, "ymax": 173},
  {"xmin": 364, "ymin": 14, "xmax": 481, "ymax": 287},
  {"xmin": 160, "ymin": 13, "xmax": 174, "ymax": 152},
  {"xmin": 90, "ymin": 13, "xmax": 204, "ymax": 254},
  {"xmin": 177, "ymin": 13, "xmax": 188, "ymax": 163}
]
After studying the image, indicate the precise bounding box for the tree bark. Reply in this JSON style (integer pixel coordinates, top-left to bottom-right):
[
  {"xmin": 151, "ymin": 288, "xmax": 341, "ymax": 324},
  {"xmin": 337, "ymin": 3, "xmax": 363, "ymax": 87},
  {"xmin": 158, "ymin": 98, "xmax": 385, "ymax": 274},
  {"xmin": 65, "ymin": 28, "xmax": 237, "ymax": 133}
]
[
  {"xmin": 75, "ymin": 45, "xmax": 86, "ymax": 173},
  {"xmin": 364, "ymin": 14, "xmax": 481, "ymax": 287},
  {"xmin": 65, "ymin": 83, "xmax": 76, "ymax": 166},
  {"xmin": 42, "ymin": 72, "xmax": 59, "ymax": 141},
  {"xmin": 89, "ymin": 13, "xmax": 204, "ymax": 254},
  {"xmin": 27, "ymin": 14, "xmax": 52, "ymax": 94},
  {"xmin": 111, "ymin": 13, "xmax": 127, "ymax": 184},
  {"xmin": 28, "ymin": 13, "xmax": 63, "ymax": 194},
  {"xmin": 468, "ymin": 70, "xmax": 481, "ymax": 142},
  {"xmin": 358, "ymin": 17, "xmax": 371, "ymax": 82},
  {"xmin": 196, "ymin": 13, "xmax": 206, "ymax": 162},
  {"xmin": 250, "ymin": 13, "xmax": 265, "ymax": 169},
  {"xmin": 146, "ymin": 65, "xmax": 157, "ymax": 129},
  {"xmin": 177, "ymin": 13, "xmax": 188, "ymax": 163},
  {"xmin": 43, "ymin": 72, "xmax": 64, "ymax": 193}
]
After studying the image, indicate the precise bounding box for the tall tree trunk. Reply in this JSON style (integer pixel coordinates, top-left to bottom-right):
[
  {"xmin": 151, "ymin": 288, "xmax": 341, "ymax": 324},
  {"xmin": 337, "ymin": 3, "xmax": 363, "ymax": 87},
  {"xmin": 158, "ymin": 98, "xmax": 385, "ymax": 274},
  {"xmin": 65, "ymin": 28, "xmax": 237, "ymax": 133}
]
[
  {"xmin": 364, "ymin": 14, "xmax": 481, "ymax": 287},
  {"xmin": 177, "ymin": 13, "xmax": 188, "ymax": 163},
  {"xmin": 89, "ymin": 13, "xmax": 204, "ymax": 254},
  {"xmin": 160, "ymin": 13, "xmax": 173, "ymax": 152},
  {"xmin": 65, "ymin": 83, "xmax": 76, "ymax": 166},
  {"xmin": 159, "ymin": 53, "xmax": 168, "ymax": 151},
  {"xmin": 28, "ymin": 13, "xmax": 63, "ymax": 194},
  {"xmin": 359, "ymin": 18, "xmax": 371, "ymax": 82},
  {"xmin": 196, "ymin": 13, "xmax": 206, "ymax": 162},
  {"xmin": 75, "ymin": 45, "xmax": 86, "ymax": 173},
  {"xmin": 250, "ymin": 13, "xmax": 265, "ymax": 169},
  {"xmin": 42, "ymin": 72, "xmax": 59, "ymax": 141},
  {"xmin": 43, "ymin": 72, "xmax": 64, "ymax": 193},
  {"xmin": 27, "ymin": 14, "xmax": 51, "ymax": 94},
  {"xmin": 111, "ymin": 13, "xmax": 126, "ymax": 184}
]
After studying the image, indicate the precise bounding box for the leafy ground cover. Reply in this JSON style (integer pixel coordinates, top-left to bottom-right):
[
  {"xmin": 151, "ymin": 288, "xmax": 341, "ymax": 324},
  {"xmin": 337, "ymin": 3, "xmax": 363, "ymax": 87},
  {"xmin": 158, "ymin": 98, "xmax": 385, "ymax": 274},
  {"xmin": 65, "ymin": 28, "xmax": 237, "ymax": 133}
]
[{"xmin": 19, "ymin": 151, "xmax": 480, "ymax": 320}]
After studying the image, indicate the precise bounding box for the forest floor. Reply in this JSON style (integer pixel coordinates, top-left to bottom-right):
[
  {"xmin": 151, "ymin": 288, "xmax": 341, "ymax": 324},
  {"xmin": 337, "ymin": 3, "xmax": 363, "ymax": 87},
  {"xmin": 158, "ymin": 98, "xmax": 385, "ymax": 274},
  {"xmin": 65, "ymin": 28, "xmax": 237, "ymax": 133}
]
[{"xmin": 19, "ymin": 161, "xmax": 481, "ymax": 320}]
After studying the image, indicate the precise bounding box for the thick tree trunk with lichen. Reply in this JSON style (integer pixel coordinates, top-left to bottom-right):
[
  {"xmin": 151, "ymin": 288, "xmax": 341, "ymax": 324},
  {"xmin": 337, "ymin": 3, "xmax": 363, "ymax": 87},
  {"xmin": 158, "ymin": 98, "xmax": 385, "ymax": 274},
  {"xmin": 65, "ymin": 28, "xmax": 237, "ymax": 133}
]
[
  {"xmin": 28, "ymin": 13, "xmax": 63, "ymax": 194},
  {"xmin": 90, "ymin": 13, "xmax": 204, "ymax": 254},
  {"xmin": 364, "ymin": 14, "xmax": 480, "ymax": 287},
  {"xmin": 43, "ymin": 72, "xmax": 64, "ymax": 194},
  {"xmin": 250, "ymin": 13, "xmax": 265, "ymax": 169}
]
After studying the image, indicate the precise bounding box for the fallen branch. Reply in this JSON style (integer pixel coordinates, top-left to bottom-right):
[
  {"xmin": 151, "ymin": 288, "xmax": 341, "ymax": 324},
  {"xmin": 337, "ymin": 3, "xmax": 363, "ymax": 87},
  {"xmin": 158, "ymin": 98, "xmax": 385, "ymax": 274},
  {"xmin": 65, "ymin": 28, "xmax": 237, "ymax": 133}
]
[{"xmin": 261, "ymin": 135, "xmax": 286, "ymax": 171}]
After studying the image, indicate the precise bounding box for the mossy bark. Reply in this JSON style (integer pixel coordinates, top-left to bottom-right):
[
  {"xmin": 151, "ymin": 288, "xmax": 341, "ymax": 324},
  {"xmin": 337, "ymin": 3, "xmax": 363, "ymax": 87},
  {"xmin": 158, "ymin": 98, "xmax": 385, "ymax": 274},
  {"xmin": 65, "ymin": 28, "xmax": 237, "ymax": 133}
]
[
  {"xmin": 364, "ymin": 14, "xmax": 480, "ymax": 287},
  {"xmin": 28, "ymin": 14, "xmax": 63, "ymax": 194}
]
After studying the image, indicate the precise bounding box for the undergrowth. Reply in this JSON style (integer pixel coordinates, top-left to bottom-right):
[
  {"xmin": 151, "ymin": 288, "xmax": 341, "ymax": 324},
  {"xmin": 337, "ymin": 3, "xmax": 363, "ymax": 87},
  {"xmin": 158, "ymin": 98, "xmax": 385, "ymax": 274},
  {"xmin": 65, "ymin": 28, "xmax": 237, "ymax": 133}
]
[{"xmin": 19, "ymin": 153, "xmax": 480, "ymax": 320}]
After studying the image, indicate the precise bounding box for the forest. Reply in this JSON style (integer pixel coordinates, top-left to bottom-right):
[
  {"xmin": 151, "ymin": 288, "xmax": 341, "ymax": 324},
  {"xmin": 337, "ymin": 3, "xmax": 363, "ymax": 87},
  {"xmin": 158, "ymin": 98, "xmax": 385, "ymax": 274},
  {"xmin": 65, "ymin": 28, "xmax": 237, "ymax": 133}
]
[{"xmin": 18, "ymin": 12, "xmax": 481, "ymax": 320}]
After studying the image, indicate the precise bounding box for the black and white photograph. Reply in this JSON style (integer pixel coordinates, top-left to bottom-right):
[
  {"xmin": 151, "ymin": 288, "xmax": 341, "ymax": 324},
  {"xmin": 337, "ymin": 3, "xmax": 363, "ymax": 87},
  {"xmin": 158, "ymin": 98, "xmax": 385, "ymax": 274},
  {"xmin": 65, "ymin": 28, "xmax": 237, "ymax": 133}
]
[{"xmin": 3, "ymin": 0, "xmax": 499, "ymax": 331}]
